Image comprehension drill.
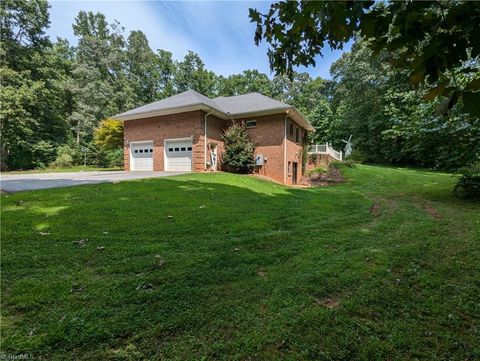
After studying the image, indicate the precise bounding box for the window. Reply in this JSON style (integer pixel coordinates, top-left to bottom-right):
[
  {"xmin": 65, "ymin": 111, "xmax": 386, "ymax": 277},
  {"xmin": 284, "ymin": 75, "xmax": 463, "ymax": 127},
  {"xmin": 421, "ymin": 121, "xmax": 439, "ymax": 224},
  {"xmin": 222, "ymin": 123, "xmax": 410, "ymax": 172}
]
[
  {"xmin": 149, "ymin": 149, "xmax": 153, "ymax": 153},
  {"xmin": 134, "ymin": 150, "xmax": 138, "ymax": 154},
  {"xmin": 288, "ymin": 161, "xmax": 291, "ymax": 174},
  {"xmin": 139, "ymin": 149, "xmax": 143, "ymax": 153},
  {"xmin": 168, "ymin": 147, "xmax": 173, "ymax": 152},
  {"xmin": 174, "ymin": 147, "xmax": 179, "ymax": 151},
  {"xmin": 246, "ymin": 120, "xmax": 256, "ymax": 128},
  {"xmin": 181, "ymin": 147, "xmax": 186, "ymax": 151},
  {"xmin": 289, "ymin": 122, "xmax": 294, "ymax": 136},
  {"xmin": 187, "ymin": 146, "xmax": 192, "ymax": 151},
  {"xmin": 296, "ymin": 127, "xmax": 300, "ymax": 143}
]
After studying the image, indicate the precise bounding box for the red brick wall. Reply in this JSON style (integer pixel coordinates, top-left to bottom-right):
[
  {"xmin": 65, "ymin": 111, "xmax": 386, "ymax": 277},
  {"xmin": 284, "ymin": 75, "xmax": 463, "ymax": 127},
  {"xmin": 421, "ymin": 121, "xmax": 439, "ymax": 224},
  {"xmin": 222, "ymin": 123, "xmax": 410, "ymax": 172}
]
[
  {"xmin": 124, "ymin": 110, "xmax": 307, "ymax": 184},
  {"xmin": 206, "ymin": 114, "xmax": 225, "ymax": 171},
  {"xmin": 123, "ymin": 111, "xmax": 204, "ymax": 171},
  {"xmin": 235, "ymin": 114, "xmax": 287, "ymax": 183},
  {"xmin": 285, "ymin": 118, "xmax": 305, "ymax": 185}
]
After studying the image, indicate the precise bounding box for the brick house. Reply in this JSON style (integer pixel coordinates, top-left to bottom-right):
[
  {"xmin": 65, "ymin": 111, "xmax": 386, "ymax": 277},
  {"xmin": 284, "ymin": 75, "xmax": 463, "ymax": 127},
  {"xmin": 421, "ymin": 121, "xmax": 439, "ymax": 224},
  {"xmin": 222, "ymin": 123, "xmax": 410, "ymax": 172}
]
[{"xmin": 112, "ymin": 90, "xmax": 314, "ymax": 185}]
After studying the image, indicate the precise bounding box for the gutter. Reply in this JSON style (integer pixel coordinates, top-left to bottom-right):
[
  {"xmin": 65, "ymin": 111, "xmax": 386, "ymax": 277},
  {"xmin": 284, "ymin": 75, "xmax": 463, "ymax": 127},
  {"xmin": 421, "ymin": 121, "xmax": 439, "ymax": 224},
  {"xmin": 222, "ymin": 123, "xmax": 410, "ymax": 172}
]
[{"xmin": 204, "ymin": 109, "xmax": 214, "ymax": 170}]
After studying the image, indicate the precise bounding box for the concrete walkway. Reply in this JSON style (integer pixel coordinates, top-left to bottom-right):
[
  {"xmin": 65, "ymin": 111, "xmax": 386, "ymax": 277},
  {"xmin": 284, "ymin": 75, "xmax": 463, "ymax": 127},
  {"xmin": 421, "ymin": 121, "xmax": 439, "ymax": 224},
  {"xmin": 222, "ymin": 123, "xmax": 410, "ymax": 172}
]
[{"xmin": 0, "ymin": 171, "xmax": 187, "ymax": 192}]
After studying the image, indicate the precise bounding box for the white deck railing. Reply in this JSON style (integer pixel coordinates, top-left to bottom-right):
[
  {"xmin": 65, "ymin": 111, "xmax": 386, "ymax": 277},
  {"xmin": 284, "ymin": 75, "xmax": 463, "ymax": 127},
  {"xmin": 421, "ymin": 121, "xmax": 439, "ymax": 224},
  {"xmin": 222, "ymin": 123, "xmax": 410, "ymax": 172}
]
[{"xmin": 307, "ymin": 143, "xmax": 343, "ymax": 161}]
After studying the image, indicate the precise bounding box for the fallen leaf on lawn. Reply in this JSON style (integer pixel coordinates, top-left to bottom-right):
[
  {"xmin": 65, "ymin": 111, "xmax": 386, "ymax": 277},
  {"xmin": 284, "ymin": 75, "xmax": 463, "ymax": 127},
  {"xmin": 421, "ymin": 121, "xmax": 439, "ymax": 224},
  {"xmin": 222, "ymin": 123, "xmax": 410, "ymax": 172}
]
[
  {"xmin": 257, "ymin": 270, "xmax": 267, "ymax": 277},
  {"xmin": 70, "ymin": 284, "xmax": 83, "ymax": 293},
  {"xmin": 154, "ymin": 255, "xmax": 165, "ymax": 267},
  {"xmin": 73, "ymin": 240, "xmax": 86, "ymax": 246},
  {"xmin": 103, "ymin": 231, "xmax": 109, "ymax": 234},
  {"xmin": 96, "ymin": 246, "xmax": 105, "ymax": 251},
  {"xmin": 199, "ymin": 205, "xmax": 205, "ymax": 209},
  {"xmin": 314, "ymin": 297, "xmax": 339, "ymax": 309},
  {"xmin": 38, "ymin": 232, "xmax": 50, "ymax": 236},
  {"xmin": 137, "ymin": 283, "xmax": 153, "ymax": 291}
]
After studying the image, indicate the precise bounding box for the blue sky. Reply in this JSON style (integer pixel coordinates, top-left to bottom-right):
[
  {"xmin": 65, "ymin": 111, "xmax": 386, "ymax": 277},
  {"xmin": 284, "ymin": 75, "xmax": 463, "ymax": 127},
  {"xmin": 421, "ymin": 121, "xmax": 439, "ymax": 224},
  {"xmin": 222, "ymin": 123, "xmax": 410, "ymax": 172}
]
[{"xmin": 47, "ymin": 1, "xmax": 351, "ymax": 79}]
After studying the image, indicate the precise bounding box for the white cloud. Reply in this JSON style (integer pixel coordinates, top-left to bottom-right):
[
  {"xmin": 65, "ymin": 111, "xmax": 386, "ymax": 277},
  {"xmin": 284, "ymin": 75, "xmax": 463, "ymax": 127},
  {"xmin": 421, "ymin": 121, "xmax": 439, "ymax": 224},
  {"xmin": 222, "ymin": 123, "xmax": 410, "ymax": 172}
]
[{"xmin": 47, "ymin": 1, "xmax": 348, "ymax": 79}]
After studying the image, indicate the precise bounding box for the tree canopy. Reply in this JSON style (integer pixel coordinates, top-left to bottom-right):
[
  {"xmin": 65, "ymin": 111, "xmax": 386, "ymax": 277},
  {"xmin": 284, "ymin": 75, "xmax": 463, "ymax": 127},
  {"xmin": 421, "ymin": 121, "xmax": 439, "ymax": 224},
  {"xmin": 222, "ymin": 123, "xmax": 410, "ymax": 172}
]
[
  {"xmin": 250, "ymin": 1, "xmax": 480, "ymax": 116},
  {"xmin": 1, "ymin": 0, "xmax": 478, "ymax": 179}
]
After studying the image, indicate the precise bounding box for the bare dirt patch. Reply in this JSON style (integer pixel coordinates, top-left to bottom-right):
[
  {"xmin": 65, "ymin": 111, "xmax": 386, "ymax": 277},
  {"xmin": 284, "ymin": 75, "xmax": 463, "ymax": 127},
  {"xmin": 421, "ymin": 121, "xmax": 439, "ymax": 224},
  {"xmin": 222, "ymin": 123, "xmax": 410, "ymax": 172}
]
[
  {"xmin": 370, "ymin": 202, "xmax": 382, "ymax": 216},
  {"xmin": 314, "ymin": 297, "xmax": 340, "ymax": 309},
  {"xmin": 301, "ymin": 168, "xmax": 344, "ymax": 186},
  {"xmin": 423, "ymin": 205, "xmax": 443, "ymax": 219}
]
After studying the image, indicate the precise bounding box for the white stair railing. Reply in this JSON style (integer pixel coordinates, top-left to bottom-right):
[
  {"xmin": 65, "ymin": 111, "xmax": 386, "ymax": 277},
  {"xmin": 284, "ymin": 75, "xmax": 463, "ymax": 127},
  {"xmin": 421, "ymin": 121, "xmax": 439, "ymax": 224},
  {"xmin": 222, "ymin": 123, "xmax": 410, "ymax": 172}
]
[{"xmin": 307, "ymin": 143, "xmax": 343, "ymax": 161}]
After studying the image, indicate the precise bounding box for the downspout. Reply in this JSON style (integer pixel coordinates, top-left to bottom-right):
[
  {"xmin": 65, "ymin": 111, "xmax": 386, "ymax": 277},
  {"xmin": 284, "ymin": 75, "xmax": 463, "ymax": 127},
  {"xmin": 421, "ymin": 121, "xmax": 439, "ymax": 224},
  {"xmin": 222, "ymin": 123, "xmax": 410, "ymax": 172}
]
[
  {"xmin": 204, "ymin": 110, "xmax": 214, "ymax": 171},
  {"xmin": 284, "ymin": 112, "xmax": 288, "ymax": 184}
]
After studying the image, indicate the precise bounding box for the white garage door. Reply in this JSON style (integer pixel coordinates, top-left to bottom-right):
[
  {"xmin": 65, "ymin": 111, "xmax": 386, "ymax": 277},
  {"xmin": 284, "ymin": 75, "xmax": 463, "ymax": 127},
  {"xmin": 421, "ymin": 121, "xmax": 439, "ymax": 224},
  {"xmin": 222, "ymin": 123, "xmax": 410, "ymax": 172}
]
[
  {"xmin": 165, "ymin": 139, "xmax": 192, "ymax": 171},
  {"xmin": 131, "ymin": 141, "xmax": 153, "ymax": 171}
]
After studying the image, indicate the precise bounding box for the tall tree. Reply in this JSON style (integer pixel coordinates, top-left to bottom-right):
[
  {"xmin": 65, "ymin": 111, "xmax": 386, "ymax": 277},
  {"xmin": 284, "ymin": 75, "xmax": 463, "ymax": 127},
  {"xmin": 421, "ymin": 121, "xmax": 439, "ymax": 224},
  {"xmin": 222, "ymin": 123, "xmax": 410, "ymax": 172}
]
[
  {"xmin": 0, "ymin": 0, "xmax": 70, "ymax": 169},
  {"xmin": 217, "ymin": 70, "xmax": 273, "ymax": 97},
  {"xmin": 174, "ymin": 51, "xmax": 216, "ymax": 96},
  {"xmin": 68, "ymin": 11, "xmax": 133, "ymax": 146},
  {"xmin": 330, "ymin": 40, "xmax": 480, "ymax": 169},
  {"xmin": 126, "ymin": 30, "xmax": 157, "ymax": 105},
  {"xmin": 250, "ymin": 1, "xmax": 480, "ymax": 116},
  {"xmin": 155, "ymin": 49, "xmax": 175, "ymax": 98}
]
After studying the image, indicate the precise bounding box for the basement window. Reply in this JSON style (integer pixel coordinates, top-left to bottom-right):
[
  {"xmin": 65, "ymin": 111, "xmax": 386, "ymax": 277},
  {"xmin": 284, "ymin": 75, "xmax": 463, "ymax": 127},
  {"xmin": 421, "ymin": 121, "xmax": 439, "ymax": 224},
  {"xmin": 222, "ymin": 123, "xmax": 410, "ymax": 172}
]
[{"xmin": 245, "ymin": 120, "xmax": 257, "ymax": 128}]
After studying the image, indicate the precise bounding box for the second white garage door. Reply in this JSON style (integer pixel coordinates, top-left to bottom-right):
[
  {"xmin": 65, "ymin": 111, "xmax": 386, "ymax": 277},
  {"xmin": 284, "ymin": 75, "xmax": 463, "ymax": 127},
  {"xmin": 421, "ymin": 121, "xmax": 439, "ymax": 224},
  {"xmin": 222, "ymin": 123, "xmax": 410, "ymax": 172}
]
[{"xmin": 165, "ymin": 139, "xmax": 192, "ymax": 171}]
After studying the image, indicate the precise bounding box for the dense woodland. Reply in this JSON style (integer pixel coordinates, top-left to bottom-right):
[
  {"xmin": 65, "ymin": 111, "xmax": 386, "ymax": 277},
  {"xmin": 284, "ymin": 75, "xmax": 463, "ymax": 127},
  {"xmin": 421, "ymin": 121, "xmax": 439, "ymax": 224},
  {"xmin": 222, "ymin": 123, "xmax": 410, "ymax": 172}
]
[{"xmin": 1, "ymin": 1, "xmax": 479, "ymax": 178}]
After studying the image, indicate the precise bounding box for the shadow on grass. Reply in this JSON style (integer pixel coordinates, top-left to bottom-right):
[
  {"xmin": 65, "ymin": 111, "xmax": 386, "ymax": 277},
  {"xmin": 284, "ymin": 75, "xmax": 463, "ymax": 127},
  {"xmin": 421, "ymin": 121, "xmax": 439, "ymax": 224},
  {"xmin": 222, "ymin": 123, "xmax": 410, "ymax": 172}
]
[{"xmin": 1, "ymin": 172, "xmax": 478, "ymax": 359}]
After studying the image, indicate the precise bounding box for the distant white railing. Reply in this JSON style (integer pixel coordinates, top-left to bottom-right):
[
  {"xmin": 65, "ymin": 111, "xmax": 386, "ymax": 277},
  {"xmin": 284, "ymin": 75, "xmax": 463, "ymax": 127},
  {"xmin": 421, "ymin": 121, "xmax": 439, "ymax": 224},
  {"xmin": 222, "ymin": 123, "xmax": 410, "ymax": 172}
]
[{"xmin": 307, "ymin": 143, "xmax": 343, "ymax": 161}]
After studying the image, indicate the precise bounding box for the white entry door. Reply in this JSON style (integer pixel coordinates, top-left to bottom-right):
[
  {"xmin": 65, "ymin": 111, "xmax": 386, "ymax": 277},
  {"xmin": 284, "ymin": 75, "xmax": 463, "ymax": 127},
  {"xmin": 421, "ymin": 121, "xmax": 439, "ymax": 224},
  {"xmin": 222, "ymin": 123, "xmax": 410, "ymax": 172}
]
[
  {"xmin": 131, "ymin": 141, "xmax": 153, "ymax": 171},
  {"xmin": 165, "ymin": 139, "xmax": 192, "ymax": 171}
]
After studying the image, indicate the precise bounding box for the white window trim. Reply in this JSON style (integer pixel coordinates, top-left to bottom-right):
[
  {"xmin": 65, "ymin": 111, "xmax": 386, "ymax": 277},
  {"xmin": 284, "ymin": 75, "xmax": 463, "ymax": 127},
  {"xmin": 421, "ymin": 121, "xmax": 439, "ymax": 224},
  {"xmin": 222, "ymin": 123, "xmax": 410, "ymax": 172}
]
[{"xmin": 245, "ymin": 120, "xmax": 257, "ymax": 128}]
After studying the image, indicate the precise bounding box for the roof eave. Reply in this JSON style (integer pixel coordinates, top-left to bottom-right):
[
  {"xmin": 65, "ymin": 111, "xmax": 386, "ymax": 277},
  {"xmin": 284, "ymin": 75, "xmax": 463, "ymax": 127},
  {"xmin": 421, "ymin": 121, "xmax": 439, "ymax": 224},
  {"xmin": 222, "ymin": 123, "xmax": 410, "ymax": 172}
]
[
  {"xmin": 111, "ymin": 104, "xmax": 223, "ymax": 121},
  {"xmin": 287, "ymin": 108, "xmax": 315, "ymax": 132},
  {"xmin": 228, "ymin": 107, "xmax": 290, "ymax": 119}
]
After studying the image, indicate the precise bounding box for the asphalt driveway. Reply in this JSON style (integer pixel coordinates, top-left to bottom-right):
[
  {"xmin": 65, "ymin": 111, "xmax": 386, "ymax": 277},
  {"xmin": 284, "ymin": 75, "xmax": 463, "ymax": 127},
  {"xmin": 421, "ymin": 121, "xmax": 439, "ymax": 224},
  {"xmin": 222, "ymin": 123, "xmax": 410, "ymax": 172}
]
[{"xmin": 0, "ymin": 171, "xmax": 187, "ymax": 192}]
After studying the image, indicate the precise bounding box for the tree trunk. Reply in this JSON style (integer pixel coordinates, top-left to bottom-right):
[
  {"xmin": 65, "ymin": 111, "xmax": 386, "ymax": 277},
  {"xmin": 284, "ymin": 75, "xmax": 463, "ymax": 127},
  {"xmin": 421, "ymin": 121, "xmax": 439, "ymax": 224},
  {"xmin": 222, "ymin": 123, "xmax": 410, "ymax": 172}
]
[{"xmin": 76, "ymin": 119, "xmax": 81, "ymax": 145}]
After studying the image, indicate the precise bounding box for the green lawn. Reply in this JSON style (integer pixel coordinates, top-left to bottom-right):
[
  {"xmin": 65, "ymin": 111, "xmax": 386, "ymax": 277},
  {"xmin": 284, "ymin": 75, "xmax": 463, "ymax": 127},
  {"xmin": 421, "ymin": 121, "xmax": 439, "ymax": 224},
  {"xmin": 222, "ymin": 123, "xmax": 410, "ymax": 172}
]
[
  {"xmin": 1, "ymin": 165, "xmax": 123, "ymax": 174},
  {"xmin": 1, "ymin": 165, "xmax": 479, "ymax": 360}
]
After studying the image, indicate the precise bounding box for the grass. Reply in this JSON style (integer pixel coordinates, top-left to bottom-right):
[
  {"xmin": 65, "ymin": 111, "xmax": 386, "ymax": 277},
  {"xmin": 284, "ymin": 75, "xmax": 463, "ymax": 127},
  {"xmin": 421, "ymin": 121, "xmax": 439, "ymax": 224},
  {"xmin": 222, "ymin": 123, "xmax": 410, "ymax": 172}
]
[
  {"xmin": 1, "ymin": 165, "xmax": 123, "ymax": 174},
  {"xmin": 1, "ymin": 165, "xmax": 479, "ymax": 360}
]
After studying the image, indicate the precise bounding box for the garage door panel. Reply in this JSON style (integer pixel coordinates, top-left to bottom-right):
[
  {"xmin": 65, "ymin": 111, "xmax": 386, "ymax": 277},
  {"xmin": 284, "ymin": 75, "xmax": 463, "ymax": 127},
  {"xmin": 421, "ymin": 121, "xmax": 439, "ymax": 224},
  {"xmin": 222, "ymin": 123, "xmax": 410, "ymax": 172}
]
[
  {"xmin": 165, "ymin": 139, "xmax": 192, "ymax": 171},
  {"xmin": 131, "ymin": 142, "xmax": 153, "ymax": 171}
]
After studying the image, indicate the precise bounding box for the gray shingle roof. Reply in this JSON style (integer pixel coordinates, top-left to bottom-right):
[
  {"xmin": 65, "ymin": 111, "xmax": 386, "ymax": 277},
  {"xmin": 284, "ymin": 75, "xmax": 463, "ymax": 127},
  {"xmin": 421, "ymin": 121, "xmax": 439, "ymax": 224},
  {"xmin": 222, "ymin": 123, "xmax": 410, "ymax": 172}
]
[
  {"xmin": 112, "ymin": 89, "xmax": 313, "ymax": 131},
  {"xmin": 113, "ymin": 90, "xmax": 225, "ymax": 119},
  {"xmin": 213, "ymin": 93, "xmax": 290, "ymax": 115}
]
